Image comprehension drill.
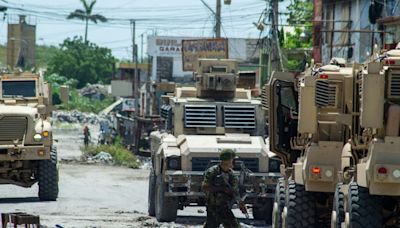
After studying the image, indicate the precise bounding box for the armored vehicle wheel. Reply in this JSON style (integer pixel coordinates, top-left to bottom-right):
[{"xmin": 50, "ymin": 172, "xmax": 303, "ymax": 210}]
[
  {"xmin": 148, "ymin": 168, "xmax": 156, "ymax": 216},
  {"xmin": 332, "ymin": 183, "xmax": 344, "ymax": 228},
  {"xmin": 155, "ymin": 175, "xmax": 178, "ymax": 222},
  {"xmin": 253, "ymin": 198, "xmax": 273, "ymax": 224},
  {"xmin": 38, "ymin": 146, "xmax": 59, "ymax": 201},
  {"xmin": 347, "ymin": 182, "xmax": 383, "ymax": 228},
  {"xmin": 272, "ymin": 178, "xmax": 285, "ymax": 228},
  {"xmin": 285, "ymin": 180, "xmax": 316, "ymax": 228}
]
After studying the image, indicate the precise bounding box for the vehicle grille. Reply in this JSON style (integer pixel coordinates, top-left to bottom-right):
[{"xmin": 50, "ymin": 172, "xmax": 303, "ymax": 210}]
[
  {"xmin": 315, "ymin": 80, "xmax": 336, "ymax": 107},
  {"xmin": 184, "ymin": 105, "xmax": 216, "ymax": 128},
  {"xmin": 161, "ymin": 104, "xmax": 172, "ymax": 130},
  {"xmin": 0, "ymin": 116, "xmax": 27, "ymax": 142},
  {"xmin": 261, "ymin": 85, "xmax": 268, "ymax": 111},
  {"xmin": 191, "ymin": 157, "xmax": 259, "ymax": 172},
  {"xmin": 388, "ymin": 71, "xmax": 400, "ymax": 99},
  {"xmin": 223, "ymin": 106, "xmax": 256, "ymax": 129}
]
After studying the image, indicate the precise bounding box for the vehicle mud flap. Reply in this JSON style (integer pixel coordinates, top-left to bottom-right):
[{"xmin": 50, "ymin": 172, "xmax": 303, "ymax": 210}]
[
  {"xmin": 253, "ymin": 197, "xmax": 273, "ymax": 223},
  {"xmin": 148, "ymin": 168, "xmax": 156, "ymax": 216},
  {"xmin": 272, "ymin": 178, "xmax": 285, "ymax": 228},
  {"xmin": 347, "ymin": 182, "xmax": 383, "ymax": 228},
  {"xmin": 38, "ymin": 146, "xmax": 59, "ymax": 201},
  {"xmin": 155, "ymin": 175, "xmax": 178, "ymax": 222},
  {"xmin": 285, "ymin": 179, "xmax": 316, "ymax": 228}
]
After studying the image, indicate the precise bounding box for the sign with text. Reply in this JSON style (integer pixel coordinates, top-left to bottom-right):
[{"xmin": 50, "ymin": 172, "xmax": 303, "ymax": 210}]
[
  {"xmin": 122, "ymin": 98, "xmax": 136, "ymax": 112},
  {"xmin": 182, "ymin": 38, "xmax": 229, "ymax": 71}
]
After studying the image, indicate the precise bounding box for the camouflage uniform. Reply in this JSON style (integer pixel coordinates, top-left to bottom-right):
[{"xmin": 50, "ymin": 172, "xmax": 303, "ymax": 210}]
[{"xmin": 202, "ymin": 164, "xmax": 241, "ymax": 228}]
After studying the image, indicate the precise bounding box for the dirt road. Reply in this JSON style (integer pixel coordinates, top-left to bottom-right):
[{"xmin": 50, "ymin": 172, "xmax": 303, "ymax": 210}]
[{"xmin": 0, "ymin": 126, "xmax": 268, "ymax": 228}]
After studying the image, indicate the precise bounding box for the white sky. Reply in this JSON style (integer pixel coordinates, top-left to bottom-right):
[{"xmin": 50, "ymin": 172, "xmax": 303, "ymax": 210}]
[{"xmin": 0, "ymin": 0, "xmax": 290, "ymax": 60}]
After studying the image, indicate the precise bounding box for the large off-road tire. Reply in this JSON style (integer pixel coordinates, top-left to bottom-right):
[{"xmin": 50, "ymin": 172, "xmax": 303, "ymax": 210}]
[
  {"xmin": 285, "ymin": 180, "xmax": 316, "ymax": 228},
  {"xmin": 155, "ymin": 175, "xmax": 178, "ymax": 222},
  {"xmin": 253, "ymin": 198, "xmax": 273, "ymax": 224},
  {"xmin": 38, "ymin": 146, "xmax": 59, "ymax": 201},
  {"xmin": 148, "ymin": 168, "xmax": 156, "ymax": 216},
  {"xmin": 347, "ymin": 182, "xmax": 383, "ymax": 228},
  {"xmin": 272, "ymin": 178, "xmax": 285, "ymax": 228},
  {"xmin": 332, "ymin": 183, "xmax": 344, "ymax": 228}
]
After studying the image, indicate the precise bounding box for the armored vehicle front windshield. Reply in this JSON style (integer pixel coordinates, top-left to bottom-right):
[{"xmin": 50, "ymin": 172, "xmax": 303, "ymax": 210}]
[{"xmin": 2, "ymin": 80, "xmax": 36, "ymax": 98}]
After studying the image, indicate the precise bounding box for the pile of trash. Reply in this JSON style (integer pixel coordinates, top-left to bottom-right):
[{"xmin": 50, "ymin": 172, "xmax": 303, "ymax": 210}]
[
  {"xmin": 86, "ymin": 151, "xmax": 114, "ymax": 165},
  {"xmin": 79, "ymin": 84, "xmax": 109, "ymax": 101},
  {"xmin": 53, "ymin": 110, "xmax": 101, "ymax": 124}
]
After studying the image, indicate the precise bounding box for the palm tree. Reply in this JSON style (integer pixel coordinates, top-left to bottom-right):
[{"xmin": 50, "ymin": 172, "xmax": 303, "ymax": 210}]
[{"xmin": 67, "ymin": 0, "xmax": 107, "ymax": 43}]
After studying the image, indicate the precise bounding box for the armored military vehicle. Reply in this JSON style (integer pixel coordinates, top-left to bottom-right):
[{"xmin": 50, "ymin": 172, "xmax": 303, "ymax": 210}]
[
  {"xmin": 330, "ymin": 46, "xmax": 400, "ymax": 228},
  {"xmin": 266, "ymin": 58, "xmax": 357, "ymax": 227},
  {"xmin": 0, "ymin": 70, "xmax": 58, "ymax": 201},
  {"xmin": 147, "ymin": 59, "xmax": 281, "ymax": 222}
]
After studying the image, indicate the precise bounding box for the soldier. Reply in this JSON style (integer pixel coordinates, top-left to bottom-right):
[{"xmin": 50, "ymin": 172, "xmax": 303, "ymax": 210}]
[{"xmin": 202, "ymin": 149, "xmax": 247, "ymax": 228}]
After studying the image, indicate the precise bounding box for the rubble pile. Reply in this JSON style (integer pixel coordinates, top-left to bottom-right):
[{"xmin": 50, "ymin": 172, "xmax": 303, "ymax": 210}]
[
  {"xmin": 53, "ymin": 110, "xmax": 101, "ymax": 124},
  {"xmin": 79, "ymin": 84, "xmax": 108, "ymax": 100},
  {"xmin": 86, "ymin": 151, "xmax": 114, "ymax": 165}
]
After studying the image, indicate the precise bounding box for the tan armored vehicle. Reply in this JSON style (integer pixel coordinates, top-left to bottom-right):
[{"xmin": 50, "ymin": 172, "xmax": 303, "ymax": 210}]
[
  {"xmin": 147, "ymin": 59, "xmax": 280, "ymax": 222},
  {"xmin": 266, "ymin": 58, "xmax": 356, "ymax": 227},
  {"xmin": 330, "ymin": 47, "xmax": 400, "ymax": 227},
  {"xmin": 0, "ymin": 71, "xmax": 58, "ymax": 201}
]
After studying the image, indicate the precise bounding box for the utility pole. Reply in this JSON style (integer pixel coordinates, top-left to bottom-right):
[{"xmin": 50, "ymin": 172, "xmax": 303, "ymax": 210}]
[
  {"xmin": 269, "ymin": 0, "xmax": 283, "ymax": 72},
  {"xmin": 140, "ymin": 33, "xmax": 144, "ymax": 63},
  {"xmin": 131, "ymin": 20, "xmax": 139, "ymax": 117},
  {"xmin": 216, "ymin": 0, "xmax": 221, "ymax": 38}
]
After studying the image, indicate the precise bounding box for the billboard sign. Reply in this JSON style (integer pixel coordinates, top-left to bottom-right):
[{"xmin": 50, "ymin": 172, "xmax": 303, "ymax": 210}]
[
  {"xmin": 111, "ymin": 80, "xmax": 133, "ymax": 97},
  {"xmin": 182, "ymin": 38, "xmax": 229, "ymax": 71}
]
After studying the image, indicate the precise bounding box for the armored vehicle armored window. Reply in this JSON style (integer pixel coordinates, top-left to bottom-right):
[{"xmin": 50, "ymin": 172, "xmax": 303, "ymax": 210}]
[{"xmin": 2, "ymin": 80, "xmax": 36, "ymax": 98}]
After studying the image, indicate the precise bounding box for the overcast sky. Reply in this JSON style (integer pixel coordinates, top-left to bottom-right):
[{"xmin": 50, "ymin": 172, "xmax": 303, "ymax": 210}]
[{"xmin": 0, "ymin": 0, "xmax": 289, "ymax": 60}]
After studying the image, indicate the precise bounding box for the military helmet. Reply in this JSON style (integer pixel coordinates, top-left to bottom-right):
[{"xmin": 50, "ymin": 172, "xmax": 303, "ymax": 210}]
[{"xmin": 219, "ymin": 149, "xmax": 237, "ymax": 161}]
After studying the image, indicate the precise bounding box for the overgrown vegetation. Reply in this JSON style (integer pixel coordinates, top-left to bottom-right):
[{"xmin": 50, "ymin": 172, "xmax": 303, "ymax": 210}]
[
  {"xmin": 82, "ymin": 137, "xmax": 141, "ymax": 169},
  {"xmin": 59, "ymin": 89, "xmax": 114, "ymax": 113},
  {"xmin": 283, "ymin": 0, "xmax": 313, "ymax": 71},
  {"xmin": 46, "ymin": 71, "xmax": 114, "ymax": 114}
]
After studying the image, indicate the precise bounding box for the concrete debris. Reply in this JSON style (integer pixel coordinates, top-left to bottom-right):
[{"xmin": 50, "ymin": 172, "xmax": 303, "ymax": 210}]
[
  {"xmin": 87, "ymin": 151, "xmax": 114, "ymax": 165},
  {"xmin": 79, "ymin": 83, "xmax": 108, "ymax": 101},
  {"xmin": 53, "ymin": 110, "xmax": 105, "ymax": 125}
]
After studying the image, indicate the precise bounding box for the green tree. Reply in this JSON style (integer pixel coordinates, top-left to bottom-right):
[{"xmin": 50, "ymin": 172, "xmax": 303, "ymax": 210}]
[
  {"xmin": 47, "ymin": 37, "xmax": 116, "ymax": 88},
  {"xmin": 285, "ymin": 0, "xmax": 313, "ymax": 48},
  {"xmin": 283, "ymin": 0, "xmax": 313, "ymax": 71},
  {"xmin": 67, "ymin": 0, "xmax": 107, "ymax": 43}
]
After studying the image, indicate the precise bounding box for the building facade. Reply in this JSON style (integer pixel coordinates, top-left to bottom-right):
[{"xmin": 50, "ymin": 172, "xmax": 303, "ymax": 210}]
[
  {"xmin": 147, "ymin": 35, "xmax": 260, "ymax": 82},
  {"xmin": 319, "ymin": 0, "xmax": 400, "ymax": 64}
]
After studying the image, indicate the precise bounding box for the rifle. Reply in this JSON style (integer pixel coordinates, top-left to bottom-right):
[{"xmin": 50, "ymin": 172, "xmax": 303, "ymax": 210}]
[{"xmin": 217, "ymin": 166, "xmax": 250, "ymax": 219}]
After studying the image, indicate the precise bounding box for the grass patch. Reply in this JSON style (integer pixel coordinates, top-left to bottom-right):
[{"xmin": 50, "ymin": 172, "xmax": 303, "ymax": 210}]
[{"xmin": 81, "ymin": 137, "xmax": 141, "ymax": 169}]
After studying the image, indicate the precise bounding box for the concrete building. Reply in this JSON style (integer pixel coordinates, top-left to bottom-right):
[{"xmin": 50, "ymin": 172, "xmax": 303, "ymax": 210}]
[
  {"xmin": 319, "ymin": 0, "xmax": 400, "ymax": 64},
  {"xmin": 147, "ymin": 35, "xmax": 260, "ymax": 82},
  {"xmin": 7, "ymin": 15, "xmax": 36, "ymax": 69}
]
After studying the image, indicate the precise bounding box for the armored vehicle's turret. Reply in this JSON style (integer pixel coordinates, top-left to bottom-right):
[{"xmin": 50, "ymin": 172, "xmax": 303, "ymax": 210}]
[{"xmin": 195, "ymin": 59, "xmax": 237, "ymax": 99}]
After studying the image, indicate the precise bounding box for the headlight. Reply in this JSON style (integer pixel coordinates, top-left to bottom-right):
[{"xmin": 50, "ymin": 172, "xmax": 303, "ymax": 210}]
[
  {"xmin": 33, "ymin": 133, "xmax": 42, "ymax": 142},
  {"xmin": 393, "ymin": 169, "xmax": 400, "ymax": 178},
  {"xmin": 167, "ymin": 157, "xmax": 181, "ymax": 170}
]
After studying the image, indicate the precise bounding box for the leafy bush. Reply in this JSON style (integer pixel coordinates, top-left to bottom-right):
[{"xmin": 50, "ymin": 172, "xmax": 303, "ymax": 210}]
[
  {"xmin": 58, "ymin": 90, "xmax": 114, "ymax": 113},
  {"xmin": 82, "ymin": 137, "xmax": 140, "ymax": 169}
]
